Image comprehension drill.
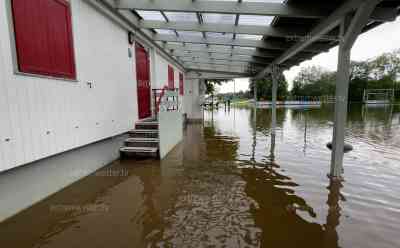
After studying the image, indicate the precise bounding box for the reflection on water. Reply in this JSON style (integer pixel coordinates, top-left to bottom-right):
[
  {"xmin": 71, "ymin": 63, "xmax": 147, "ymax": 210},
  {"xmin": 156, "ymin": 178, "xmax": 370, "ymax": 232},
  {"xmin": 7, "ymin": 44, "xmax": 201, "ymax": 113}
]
[{"xmin": 0, "ymin": 105, "xmax": 399, "ymax": 248}]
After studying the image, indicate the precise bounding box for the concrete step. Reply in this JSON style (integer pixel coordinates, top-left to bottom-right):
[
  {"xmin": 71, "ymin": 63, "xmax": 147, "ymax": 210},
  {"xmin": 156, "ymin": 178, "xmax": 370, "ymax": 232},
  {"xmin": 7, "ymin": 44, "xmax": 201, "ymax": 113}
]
[
  {"xmin": 128, "ymin": 129, "xmax": 159, "ymax": 138},
  {"xmin": 135, "ymin": 121, "xmax": 158, "ymax": 130},
  {"xmin": 120, "ymin": 146, "xmax": 159, "ymax": 158},
  {"xmin": 124, "ymin": 138, "xmax": 159, "ymax": 148}
]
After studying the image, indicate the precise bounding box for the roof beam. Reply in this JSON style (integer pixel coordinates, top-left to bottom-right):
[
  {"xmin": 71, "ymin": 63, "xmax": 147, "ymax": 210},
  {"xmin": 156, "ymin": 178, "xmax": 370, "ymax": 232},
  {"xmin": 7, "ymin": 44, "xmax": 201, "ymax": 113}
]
[
  {"xmin": 164, "ymin": 43, "xmax": 282, "ymax": 58},
  {"xmin": 174, "ymin": 52, "xmax": 254, "ymax": 60},
  {"xmin": 187, "ymin": 68, "xmax": 251, "ymax": 77},
  {"xmin": 152, "ymin": 34, "xmax": 326, "ymax": 52},
  {"xmin": 195, "ymin": 9, "xmax": 206, "ymax": 39},
  {"xmin": 154, "ymin": 34, "xmax": 283, "ymax": 50},
  {"xmin": 140, "ymin": 20, "xmax": 308, "ymax": 37},
  {"xmin": 186, "ymin": 69, "xmax": 251, "ymax": 79},
  {"xmin": 183, "ymin": 59, "xmax": 296, "ymax": 69},
  {"xmin": 160, "ymin": 10, "xmax": 180, "ymax": 37},
  {"xmin": 181, "ymin": 58, "xmax": 255, "ymax": 67},
  {"xmin": 115, "ymin": 0, "xmax": 396, "ymax": 21},
  {"xmin": 116, "ymin": 0, "xmax": 325, "ymax": 18},
  {"xmin": 171, "ymin": 49, "xmax": 312, "ymax": 62},
  {"xmin": 233, "ymin": 0, "xmax": 242, "ymax": 40},
  {"xmin": 178, "ymin": 56, "xmax": 271, "ymax": 65},
  {"xmin": 185, "ymin": 63, "xmax": 253, "ymax": 70},
  {"xmin": 184, "ymin": 61, "xmax": 259, "ymax": 69}
]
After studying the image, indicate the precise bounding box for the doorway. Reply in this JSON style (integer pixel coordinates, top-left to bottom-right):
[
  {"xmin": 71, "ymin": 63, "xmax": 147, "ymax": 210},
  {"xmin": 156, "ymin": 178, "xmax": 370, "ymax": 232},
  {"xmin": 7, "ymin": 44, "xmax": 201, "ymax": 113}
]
[{"xmin": 135, "ymin": 43, "xmax": 151, "ymax": 119}]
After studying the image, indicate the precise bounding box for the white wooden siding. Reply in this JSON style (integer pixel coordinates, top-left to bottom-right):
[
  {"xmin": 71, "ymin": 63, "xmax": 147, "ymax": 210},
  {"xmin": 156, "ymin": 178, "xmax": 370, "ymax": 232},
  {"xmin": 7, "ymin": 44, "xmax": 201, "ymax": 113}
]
[
  {"xmin": 153, "ymin": 51, "xmax": 183, "ymax": 90},
  {"xmin": 0, "ymin": 37, "xmax": 16, "ymax": 172},
  {"xmin": 0, "ymin": 1, "xmax": 142, "ymax": 172}
]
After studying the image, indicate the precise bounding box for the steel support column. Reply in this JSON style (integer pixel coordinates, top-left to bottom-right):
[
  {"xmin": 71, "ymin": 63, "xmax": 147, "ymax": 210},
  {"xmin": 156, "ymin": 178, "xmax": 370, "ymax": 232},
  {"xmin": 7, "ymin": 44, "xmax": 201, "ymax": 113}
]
[{"xmin": 330, "ymin": 0, "xmax": 383, "ymax": 179}]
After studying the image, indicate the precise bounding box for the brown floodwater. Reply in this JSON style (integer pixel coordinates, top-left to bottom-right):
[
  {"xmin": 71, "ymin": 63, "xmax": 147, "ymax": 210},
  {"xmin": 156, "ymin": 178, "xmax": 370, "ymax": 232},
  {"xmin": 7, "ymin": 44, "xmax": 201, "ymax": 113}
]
[{"xmin": 1, "ymin": 104, "xmax": 400, "ymax": 248}]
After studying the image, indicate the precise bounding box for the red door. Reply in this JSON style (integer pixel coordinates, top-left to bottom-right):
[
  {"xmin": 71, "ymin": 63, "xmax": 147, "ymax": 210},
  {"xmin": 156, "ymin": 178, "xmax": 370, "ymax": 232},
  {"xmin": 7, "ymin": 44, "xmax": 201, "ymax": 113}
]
[
  {"xmin": 135, "ymin": 43, "xmax": 151, "ymax": 119},
  {"xmin": 179, "ymin": 73, "xmax": 184, "ymax": 95},
  {"xmin": 168, "ymin": 65, "xmax": 174, "ymax": 89}
]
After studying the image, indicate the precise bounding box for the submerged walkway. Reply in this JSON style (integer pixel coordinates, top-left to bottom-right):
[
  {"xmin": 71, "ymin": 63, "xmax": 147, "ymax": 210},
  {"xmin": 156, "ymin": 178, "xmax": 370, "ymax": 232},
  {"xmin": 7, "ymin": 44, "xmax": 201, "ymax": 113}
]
[{"xmin": 1, "ymin": 106, "xmax": 400, "ymax": 248}]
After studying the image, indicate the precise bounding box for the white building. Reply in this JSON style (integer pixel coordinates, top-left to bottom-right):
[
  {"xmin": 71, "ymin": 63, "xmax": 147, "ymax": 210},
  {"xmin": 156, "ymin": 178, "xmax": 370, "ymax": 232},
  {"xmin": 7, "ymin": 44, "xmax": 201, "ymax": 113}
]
[{"xmin": 0, "ymin": 0, "xmax": 204, "ymax": 222}]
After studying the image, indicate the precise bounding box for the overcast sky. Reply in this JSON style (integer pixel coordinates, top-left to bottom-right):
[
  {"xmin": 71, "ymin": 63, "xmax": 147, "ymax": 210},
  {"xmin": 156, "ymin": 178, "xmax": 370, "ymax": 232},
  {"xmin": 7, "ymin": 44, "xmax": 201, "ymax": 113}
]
[{"xmin": 217, "ymin": 16, "xmax": 400, "ymax": 93}]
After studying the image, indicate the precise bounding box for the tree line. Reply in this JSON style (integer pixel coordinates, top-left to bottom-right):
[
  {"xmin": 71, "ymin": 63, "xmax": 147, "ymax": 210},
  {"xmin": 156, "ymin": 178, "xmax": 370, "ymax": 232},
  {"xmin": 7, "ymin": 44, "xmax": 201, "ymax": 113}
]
[{"xmin": 249, "ymin": 49, "xmax": 400, "ymax": 102}]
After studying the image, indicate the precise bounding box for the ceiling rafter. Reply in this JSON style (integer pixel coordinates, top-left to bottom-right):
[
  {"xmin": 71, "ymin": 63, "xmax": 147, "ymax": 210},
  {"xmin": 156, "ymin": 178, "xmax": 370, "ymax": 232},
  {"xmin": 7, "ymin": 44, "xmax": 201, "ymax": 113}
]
[
  {"xmin": 165, "ymin": 44, "xmax": 280, "ymax": 58},
  {"xmin": 159, "ymin": 11, "xmax": 180, "ymax": 37},
  {"xmin": 187, "ymin": 67, "xmax": 253, "ymax": 76},
  {"xmin": 181, "ymin": 58, "xmax": 256, "ymax": 67},
  {"xmin": 139, "ymin": 20, "xmax": 310, "ymax": 38},
  {"xmin": 177, "ymin": 55, "xmax": 272, "ymax": 65},
  {"xmin": 115, "ymin": 0, "xmax": 396, "ymax": 22},
  {"xmin": 163, "ymin": 43, "xmax": 318, "ymax": 59},
  {"xmin": 192, "ymin": 0, "xmax": 207, "ymax": 39},
  {"xmin": 232, "ymin": 0, "xmax": 242, "ymax": 42},
  {"xmin": 169, "ymin": 48, "xmax": 276, "ymax": 59},
  {"xmin": 152, "ymin": 34, "xmax": 327, "ymax": 52},
  {"xmin": 186, "ymin": 69, "xmax": 251, "ymax": 78},
  {"xmin": 183, "ymin": 61, "xmax": 259, "ymax": 71}
]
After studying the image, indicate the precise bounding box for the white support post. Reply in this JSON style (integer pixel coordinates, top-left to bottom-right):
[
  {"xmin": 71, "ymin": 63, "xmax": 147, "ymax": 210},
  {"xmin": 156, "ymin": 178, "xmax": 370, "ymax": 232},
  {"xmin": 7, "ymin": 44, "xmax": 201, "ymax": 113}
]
[
  {"xmin": 330, "ymin": 0, "xmax": 383, "ymax": 179},
  {"xmin": 253, "ymin": 78, "xmax": 257, "ymax": 107},
  {"xmin": 269, "ymin": 65, "xmax": 280, "ymax": 162},
  {"xmin": 251, "ymin": 82, "xmax": 257, "ymax": 163},
  {"xmin": 331, "ymin": 18, "xmax": 351, "ymax": 178},
  {"xmin": 271, "ymin": 65, "xmax": 280, "ymax": 135}
]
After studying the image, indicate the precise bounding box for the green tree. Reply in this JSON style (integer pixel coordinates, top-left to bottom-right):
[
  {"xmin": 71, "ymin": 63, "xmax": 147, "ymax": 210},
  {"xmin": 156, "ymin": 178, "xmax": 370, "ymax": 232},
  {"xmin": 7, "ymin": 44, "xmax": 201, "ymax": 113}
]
[
  {"xmin": 291, "ymin": 66, "xmax": 335, "ymax": 97},
  {"xmin": 290, "ymin": 49, "xmax": 400, "ymax": 102},
  {"xmin": 369, "ymin": 50, "xmax": 400, "ymax": 81},
  {"xmin": 249, "ymin": 73, "xmax": 288, "ymax": 100},
  {"xmin": 204, "ymin": 79, "xmax": 229, "ymax": 106}
]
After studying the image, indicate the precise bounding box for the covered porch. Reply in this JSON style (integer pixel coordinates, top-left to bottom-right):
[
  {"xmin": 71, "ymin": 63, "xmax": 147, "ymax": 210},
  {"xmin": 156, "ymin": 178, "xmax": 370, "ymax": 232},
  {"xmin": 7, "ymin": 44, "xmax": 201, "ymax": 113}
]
[{"xmin": 94, "ymin": 0, "xmax": 400, "ymax": 178}]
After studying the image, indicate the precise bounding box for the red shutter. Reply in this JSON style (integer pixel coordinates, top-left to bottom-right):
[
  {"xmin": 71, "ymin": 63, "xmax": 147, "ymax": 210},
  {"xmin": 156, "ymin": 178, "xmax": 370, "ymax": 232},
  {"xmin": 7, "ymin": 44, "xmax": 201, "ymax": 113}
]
[
  {"xmin": 12, "ymin": 0, "xmax": 76, "ymax": 79},
  {"xmin": 179, "ymin": 73, "xmax": 184, "ymax": 95},
  {"xmin": 168, "ymin": 65, "xmax": 175, "ymax": 89}
]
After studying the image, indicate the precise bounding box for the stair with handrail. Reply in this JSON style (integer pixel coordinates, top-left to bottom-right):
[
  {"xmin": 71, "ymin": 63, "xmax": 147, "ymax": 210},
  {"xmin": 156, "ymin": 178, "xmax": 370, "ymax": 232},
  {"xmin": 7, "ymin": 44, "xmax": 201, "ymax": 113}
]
[{"xmin": 119, "ymin": 87, "xmax": 179, "ymax": 159}]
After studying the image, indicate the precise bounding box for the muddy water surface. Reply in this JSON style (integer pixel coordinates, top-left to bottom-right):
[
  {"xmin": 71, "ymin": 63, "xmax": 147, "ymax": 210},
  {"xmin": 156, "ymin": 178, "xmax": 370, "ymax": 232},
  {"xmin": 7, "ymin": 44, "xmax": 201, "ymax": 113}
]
[{"xmin": 1, "ymin": 105, "xmax": 400, "ymax": 248}]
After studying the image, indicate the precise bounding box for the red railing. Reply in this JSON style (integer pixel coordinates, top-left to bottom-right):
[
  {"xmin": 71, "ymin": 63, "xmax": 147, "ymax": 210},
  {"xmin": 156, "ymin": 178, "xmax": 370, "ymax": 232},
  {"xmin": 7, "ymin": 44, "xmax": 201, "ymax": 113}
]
[{"xmin": 152, "ymin": 87, "xmax": 179, "ymax": 117}]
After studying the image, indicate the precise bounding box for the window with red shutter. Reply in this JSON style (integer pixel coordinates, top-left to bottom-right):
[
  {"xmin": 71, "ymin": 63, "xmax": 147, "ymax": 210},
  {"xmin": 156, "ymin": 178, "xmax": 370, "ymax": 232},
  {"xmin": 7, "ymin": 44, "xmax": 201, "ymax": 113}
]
[
  {"xmin": 12, "ymin": 0, "xmax": 76, "ymax": 79},
  {"xmin": 179, "ymin": 73, "xmax": 184, "ymax": 95}
]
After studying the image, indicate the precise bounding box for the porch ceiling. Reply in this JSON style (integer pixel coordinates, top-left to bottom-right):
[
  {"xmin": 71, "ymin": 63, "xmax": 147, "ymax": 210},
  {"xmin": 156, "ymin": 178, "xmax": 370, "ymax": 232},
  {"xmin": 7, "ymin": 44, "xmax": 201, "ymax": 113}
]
[{"xmin": 112, "ymin": 0, "xmax": 400, "ymax": 78}]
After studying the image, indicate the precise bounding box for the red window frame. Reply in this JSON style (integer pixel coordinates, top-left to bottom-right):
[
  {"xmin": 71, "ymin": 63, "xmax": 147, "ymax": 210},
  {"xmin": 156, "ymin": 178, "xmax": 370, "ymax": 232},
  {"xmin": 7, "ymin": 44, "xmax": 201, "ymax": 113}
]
[
  {"xmin": 12, "ymin": 0, "xmax": 76, "ymax": 79},
  {"xmin": 179, "ymin": 72, "xmax": 184, "ymax": 95},
  {"xmin": 168, "ymin": 65, "xmax": 175, "ymax": 89}
]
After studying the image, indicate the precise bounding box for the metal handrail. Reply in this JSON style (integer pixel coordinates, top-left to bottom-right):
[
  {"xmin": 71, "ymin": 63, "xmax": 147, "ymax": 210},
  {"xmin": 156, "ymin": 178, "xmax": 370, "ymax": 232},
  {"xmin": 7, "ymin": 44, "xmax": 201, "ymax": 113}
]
[{"xmin": 152, "ymin": 87, "xmax": 179, "ymax": 118}]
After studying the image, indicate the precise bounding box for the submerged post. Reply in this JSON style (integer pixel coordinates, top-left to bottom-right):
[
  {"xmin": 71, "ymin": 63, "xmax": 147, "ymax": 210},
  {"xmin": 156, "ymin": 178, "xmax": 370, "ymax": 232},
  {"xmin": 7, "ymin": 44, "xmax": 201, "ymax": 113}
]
[
  {"xmin": 331, "ymin": 18, "xmax": 351, "ymax": 178},
  {"xmin": 271, "ymin": 65, "xmax": 280, "ymax": 135},
  {"xmin": 269, "ymin": 65, "xmax": 280, "ymax": 162},
  {"xmin": 253, "ymin": 78, "xmax": 257, "ymax": 107},
  {"xmin": 330, "ymin": 0, "xmax": 382, "ymax": 179}
]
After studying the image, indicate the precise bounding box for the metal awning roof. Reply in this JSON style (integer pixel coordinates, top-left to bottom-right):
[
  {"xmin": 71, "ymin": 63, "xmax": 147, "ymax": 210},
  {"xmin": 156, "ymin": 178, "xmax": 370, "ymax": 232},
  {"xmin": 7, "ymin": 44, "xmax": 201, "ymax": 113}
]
[{"xmin": 109, "ymin": 0, "xmax": 400, "ymax": 78}]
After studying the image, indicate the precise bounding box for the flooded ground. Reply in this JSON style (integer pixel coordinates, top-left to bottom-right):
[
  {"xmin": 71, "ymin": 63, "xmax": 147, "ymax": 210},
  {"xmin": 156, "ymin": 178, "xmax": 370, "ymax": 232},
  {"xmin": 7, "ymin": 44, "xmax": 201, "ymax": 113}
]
[{"xmin": 1, "ymin": 104, "xmax": 400, "ymax": 248}]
